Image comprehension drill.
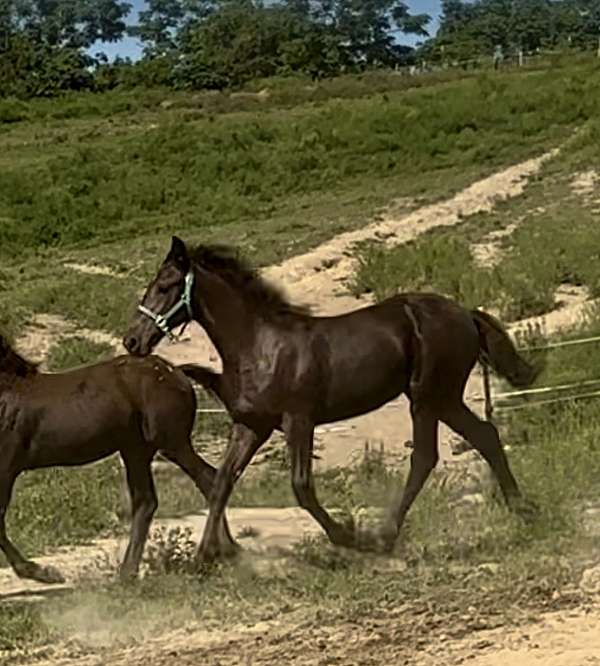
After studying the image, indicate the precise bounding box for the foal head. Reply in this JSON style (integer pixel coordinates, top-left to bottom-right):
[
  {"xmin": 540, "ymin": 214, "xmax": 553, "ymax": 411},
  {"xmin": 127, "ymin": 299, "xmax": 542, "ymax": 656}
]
[
  {"xmin": 123, "ymin": 236, "xmax": 193, "ymax": 356},
  {"xmin": 124, "ymin": 236, "xmax": 309, "ymax": 357}
]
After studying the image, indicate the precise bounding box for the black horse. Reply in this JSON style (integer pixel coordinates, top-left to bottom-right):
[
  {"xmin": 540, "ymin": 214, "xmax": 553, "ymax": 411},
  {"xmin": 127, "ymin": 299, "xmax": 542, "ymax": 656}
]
[{"xmin": 124, "ymin": 237, "xmax": 540, "ymax": 562}]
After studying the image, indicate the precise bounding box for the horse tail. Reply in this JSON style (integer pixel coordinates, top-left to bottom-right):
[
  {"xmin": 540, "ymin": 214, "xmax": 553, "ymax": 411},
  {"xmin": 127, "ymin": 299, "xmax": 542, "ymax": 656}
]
[
  {"xmin": 471, "ymin": 309, "xmax": 542, "ymax": 389},
  {"xmin": 177, "ymin": 364, "xmax": 223, "ymax": 404}
]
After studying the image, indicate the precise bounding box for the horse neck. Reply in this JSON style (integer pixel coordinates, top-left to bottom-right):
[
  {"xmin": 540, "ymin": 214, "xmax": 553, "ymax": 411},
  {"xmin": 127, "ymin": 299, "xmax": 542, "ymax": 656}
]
[{"xmin": 192, "ymin": 268, "xmax": 254, "ymax": 367}]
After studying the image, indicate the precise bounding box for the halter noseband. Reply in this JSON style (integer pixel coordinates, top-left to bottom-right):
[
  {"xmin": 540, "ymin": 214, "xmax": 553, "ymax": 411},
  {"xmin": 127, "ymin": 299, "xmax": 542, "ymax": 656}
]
[{"xmin": 138, "ymin": 271, "xmax": 195, "ymax": 341}]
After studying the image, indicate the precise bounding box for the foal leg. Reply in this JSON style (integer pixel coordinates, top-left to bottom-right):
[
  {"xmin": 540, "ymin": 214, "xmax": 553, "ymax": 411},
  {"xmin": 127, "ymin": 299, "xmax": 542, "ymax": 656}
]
[
  {"xmin": 161, "ymin": 440, "xmax": 238, "ymax": 555},
  {"xmin": 379, "ymin": 406, "xmax": 439, "ymax": 552},
  {"xmin": 196, "ymin": 422, "xmax": 271, "ymax": 564},
  {"xmin": 441, "ymin": 402, "xmax": 524, "ymax": 510},
  {"xmin": 119, "ymin": 452, "xmax": 158, "ymax": 580},
  {"xmin": 0, "ymin": 471, "xmax": 65, "ymax": 584},
  {"xmin": 284, "ymin": 414, "xmax": 356, "ymax": 548}
]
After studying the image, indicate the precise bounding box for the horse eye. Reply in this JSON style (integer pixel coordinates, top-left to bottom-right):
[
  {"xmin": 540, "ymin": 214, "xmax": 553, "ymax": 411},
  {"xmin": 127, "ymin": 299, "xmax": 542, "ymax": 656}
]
[{"xmin": 158, "ymin": 285, "xmax": 170, "ymax": 294}]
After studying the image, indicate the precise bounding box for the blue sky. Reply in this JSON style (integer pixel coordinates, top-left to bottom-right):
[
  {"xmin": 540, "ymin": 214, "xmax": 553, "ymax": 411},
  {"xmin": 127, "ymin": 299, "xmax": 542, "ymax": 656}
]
[{"xmin": 93, "ymin": 0, "xmax": 442, "ymax": 61}]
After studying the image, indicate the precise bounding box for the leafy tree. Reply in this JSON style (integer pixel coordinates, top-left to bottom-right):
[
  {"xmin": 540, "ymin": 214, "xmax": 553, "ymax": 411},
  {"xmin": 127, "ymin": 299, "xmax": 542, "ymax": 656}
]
[
  {"xmin": 133, "ymin": 0, "xmax": 430, "ymax": 86},
  {"xmin": 130, "ymin": 0, "xmax": 217, "ymax": 55},
  {"xmin": 176, "ymin": 1, "xmax": 338, "ymax": 88},
  {"xmin": 562, "ymin": 0, "xmax": 600, "ymax": 49},
  {"xmin": 6, "ymin": 0, "xmax": 131, "ymax": 49},
  {"xmin": 427, "ymin": 0, "xmax": 600, "ymax": 62},
  {"xmin": 0, "ymin": 35, "xmax": 95, "ymax": 96},
  {"xmin": 286, "ymin": 0, "xmax": 430, "ymax": 66},
  {"xmin": 0, "ymin": 0, "xmax": 131, "ymax": 97}
]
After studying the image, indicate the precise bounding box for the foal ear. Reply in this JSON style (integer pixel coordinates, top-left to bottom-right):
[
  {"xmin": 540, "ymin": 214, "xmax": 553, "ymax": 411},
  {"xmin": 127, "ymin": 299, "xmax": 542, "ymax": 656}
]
[{"xmin": 168, "ymin": 236, "xmax": 190, "ymax": 271}]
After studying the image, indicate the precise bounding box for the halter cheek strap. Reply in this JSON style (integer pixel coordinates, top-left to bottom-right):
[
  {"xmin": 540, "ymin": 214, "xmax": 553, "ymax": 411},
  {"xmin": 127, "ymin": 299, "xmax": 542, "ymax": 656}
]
[{"xmin": 138, "ymin": 271, "xmax": 195, "ymax": 341}]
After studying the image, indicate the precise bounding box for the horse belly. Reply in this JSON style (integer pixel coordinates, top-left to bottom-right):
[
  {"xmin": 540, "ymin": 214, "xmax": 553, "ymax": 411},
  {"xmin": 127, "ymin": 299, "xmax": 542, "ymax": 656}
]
[
  {"xmin": 317, "ymin": 360, "xmax": 407, "ymax": 424},
  {"xmin": 26, "ymin": 402, "xmax": 132, "ymax": 469}
]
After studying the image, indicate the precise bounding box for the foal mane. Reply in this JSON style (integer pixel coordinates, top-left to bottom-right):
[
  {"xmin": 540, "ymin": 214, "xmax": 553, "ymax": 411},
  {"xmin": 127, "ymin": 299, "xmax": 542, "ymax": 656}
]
[
  {"xmin": 0, "ymin": 334, "xmax": 38, "ymax": 381},
  {"xmin": 191, "ymin": 245, "xmax": 311, "ymax": 318}
]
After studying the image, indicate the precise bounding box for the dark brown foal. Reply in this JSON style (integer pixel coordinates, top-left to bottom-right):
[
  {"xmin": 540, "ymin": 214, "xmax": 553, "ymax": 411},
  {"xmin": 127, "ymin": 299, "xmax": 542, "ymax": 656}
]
[
  {"xmin": 0, "ymin": 335, "xmax": 234, "ymax": 583},
  {"xmin": 124, "ymin": 237, "xmax": 540, "ymax": 561}
]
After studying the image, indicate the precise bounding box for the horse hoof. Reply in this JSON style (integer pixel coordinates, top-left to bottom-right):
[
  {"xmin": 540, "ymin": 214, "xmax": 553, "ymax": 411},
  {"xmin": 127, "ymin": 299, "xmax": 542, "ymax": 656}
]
[
  {"xmin": 516, "ymin": 497, "xmax": 540, "ymax": 523},
  {"xmin": 40, "ymin": 565, "xmax": 66, "ymax": 584},
  {"xmin": 377, "ymin": 537, "xmax": 397, "ymax": 555},
  {"xmin": 195, "ymin": 542, "xmax": 221, "ymax": 565},
  {"xmin": 328, "ymin": 527, "xmax": 357, "ymax": 550},
  {"xmin": 220, "ymin": 540, "xmax": 241, "ymax": 560},
  {"xmin": 352, "ymin": 529, "xmax": 381, "ymax": 553},
  {"xmin": 24, "ymin": 562, "xmax": 66, "ymax": 585},
  {"xmin": 118, "ymin": 567, "xmax": 138, "ymax": 583}
]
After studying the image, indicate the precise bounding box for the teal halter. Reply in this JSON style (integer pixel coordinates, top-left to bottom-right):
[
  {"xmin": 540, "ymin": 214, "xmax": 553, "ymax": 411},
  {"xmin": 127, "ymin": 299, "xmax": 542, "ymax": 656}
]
[{"xmin": 138, "ymin": 271, "xmax": 195, "ymax": 341}]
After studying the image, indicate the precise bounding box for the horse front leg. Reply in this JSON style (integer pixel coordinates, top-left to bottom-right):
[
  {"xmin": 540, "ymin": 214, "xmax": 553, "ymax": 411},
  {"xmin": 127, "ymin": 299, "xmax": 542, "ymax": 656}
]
[
  {"xmin": 284, "ymin": 414, "xmax": 358, "ymax": 549},
  {"xmin": 119, "ymin": 451, "xmax": 157, "ymax": 580},
  {"xmin": 196, "ymin": 422, "xmax": 271, "ymax": 564},
  {"xmin": 0, "ymin": 468, "xmax": 65, "ymax": 584}
]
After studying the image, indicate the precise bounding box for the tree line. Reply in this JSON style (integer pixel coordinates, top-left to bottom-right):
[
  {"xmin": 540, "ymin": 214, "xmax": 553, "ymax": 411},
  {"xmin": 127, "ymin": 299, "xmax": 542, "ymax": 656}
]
[
  {"xmin": 424, "ymin": 0, "xmax": 600, "ymax": 64},
  {"xmin": 0, "ymin": 0, "xmax": 429, "ymax": 96},
  {"xmin": 2, "ymin": 0, "xmax": 600, "ymax": 98}
]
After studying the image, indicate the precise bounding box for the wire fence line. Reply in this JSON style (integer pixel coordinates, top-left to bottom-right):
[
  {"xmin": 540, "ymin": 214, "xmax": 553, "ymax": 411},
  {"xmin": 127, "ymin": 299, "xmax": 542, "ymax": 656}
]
[
  {"xmin": 517, "ymin": 334, "xmax": 600, "ymax": 353},
  {"xmin": 497, "ymin": 389, "xmax": 600, "ymax": 413},
  {"xmin": 493, "ymin": 334, "xmax": 600, "ymax": 415},
  {"xmin": 494, "ymin": 377, "xmax": 600, "ymax": 400}
]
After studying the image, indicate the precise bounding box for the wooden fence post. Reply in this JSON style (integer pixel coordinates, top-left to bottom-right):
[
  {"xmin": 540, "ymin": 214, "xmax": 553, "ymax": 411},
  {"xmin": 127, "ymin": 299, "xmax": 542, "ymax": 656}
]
[{"xmin": 483, "ymin": 362, "xmax": 493, "ymax": 422}]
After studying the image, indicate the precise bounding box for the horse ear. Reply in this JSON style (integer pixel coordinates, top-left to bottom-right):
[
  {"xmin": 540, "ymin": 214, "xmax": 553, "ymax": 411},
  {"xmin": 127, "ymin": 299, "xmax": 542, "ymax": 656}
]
[{"xmin": 168, "ymin": 236, "xmax": 190, "ymax": 271}]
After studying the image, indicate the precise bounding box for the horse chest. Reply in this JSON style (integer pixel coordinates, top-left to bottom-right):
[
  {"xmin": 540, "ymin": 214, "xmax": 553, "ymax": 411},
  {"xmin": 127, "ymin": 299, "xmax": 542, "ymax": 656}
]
[{"xmin": 0, "ymin": 396, "xmax": 24, "ymax": 432}]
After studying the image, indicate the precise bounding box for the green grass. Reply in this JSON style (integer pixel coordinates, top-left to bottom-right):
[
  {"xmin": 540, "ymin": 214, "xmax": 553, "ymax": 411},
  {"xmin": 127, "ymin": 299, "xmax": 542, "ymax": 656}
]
[
  {"xmin": 3, "ymin": 461, "xmax": 122, "ymax": 567},
  {"xmin": 0, "ymin": 604, "xmax": 53, "ymax": 652},
  {"xmin": 0, "ymin": 61, "xmax": 593, "ymax": 344},
  {"xmin": 0, "ymin": 65, "xmax": 532, "ymax": 127},
  {"xmin": 46, "ymin": 336, "xmax": 115, "ymax": 372},
  {"xmin": 352, "ymin": 121, "xmax": 600, "ymax": 323},
  {"xmin": 0, "ymin": 62, "xmax": 592, "ymax": 260}
]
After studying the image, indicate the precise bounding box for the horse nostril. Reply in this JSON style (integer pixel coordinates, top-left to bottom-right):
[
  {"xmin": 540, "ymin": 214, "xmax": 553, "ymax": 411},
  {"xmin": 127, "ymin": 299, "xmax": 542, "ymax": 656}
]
[{"xmin": 124, "ymin": 335, "xmax": 139, "ymax": 354}]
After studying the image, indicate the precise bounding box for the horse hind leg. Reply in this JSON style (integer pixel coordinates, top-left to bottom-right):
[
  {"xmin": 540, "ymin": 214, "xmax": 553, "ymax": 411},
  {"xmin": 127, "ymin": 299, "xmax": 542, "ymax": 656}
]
[
  {"xmin": 379, "ymin": 405, "xmax": 439, "ymax": 552},
  {"xmin": 160, "ymin": 440, "xmax": 239, "ymax": 556},
  {"xmin": 0, "ymin": 468, "xmax": 65, "ymax": 584},
  {"xmin": 441, "ymin": 401, "xmax": 528, "ymax": 513},
  {"xmin": 119, "ymin": 451, "xmax": 158, "ymax": 580}
]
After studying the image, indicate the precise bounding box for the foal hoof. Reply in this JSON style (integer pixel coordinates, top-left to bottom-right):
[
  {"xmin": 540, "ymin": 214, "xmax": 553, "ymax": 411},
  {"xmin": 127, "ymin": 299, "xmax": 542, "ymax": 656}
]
[
  {"xmin": 38, "ymin": 565, "xmax": 67, "ymax": 585},
  {"xmin": 515, "ymin": 497, "xmax": 540, "ymax": 524},
  {"xmin": 118, "ymin": 567, "xmax": 139, "ymax": 583},
  {"xmin": 219, "ymin": 539, "xmax": 242, "ymax": 561},
  {"xmin": 18, "ymin": 562, "xmax": 66, "ymax": 585},
  {"xmin": 328, "ymin": 523, "xmax": 358, "ymax": 550},
  {"xmin": 376, "ymin": 526, "xmax": 399, "ymax": 554},
  {"xmin": 350, "ymin": 529, "xmax": 386, "ymax": 554},
  {"xmin": 195, "ymin": 540, "xmax": 232, "ymax": 566}
]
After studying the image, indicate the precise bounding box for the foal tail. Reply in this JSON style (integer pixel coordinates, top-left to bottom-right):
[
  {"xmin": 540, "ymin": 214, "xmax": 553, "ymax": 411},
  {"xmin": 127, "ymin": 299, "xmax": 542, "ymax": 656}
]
[
  {"xmin": 177, "ymin": 364, "xmax": 223, "ymax": 403},
  {"xmin": 471, "ymin": 309, "xmax": 542, "ymax": 389}
]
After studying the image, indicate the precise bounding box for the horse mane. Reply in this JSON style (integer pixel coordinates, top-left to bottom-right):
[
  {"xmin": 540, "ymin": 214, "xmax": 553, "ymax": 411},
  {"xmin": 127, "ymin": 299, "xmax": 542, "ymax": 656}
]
[
  {"xmin": 0, "ymin": 333, "xmax": 39, "ymax": 383},
  {"xmin": 191, "ymin": 245, "xmax": 311, "ymax": 318}
]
